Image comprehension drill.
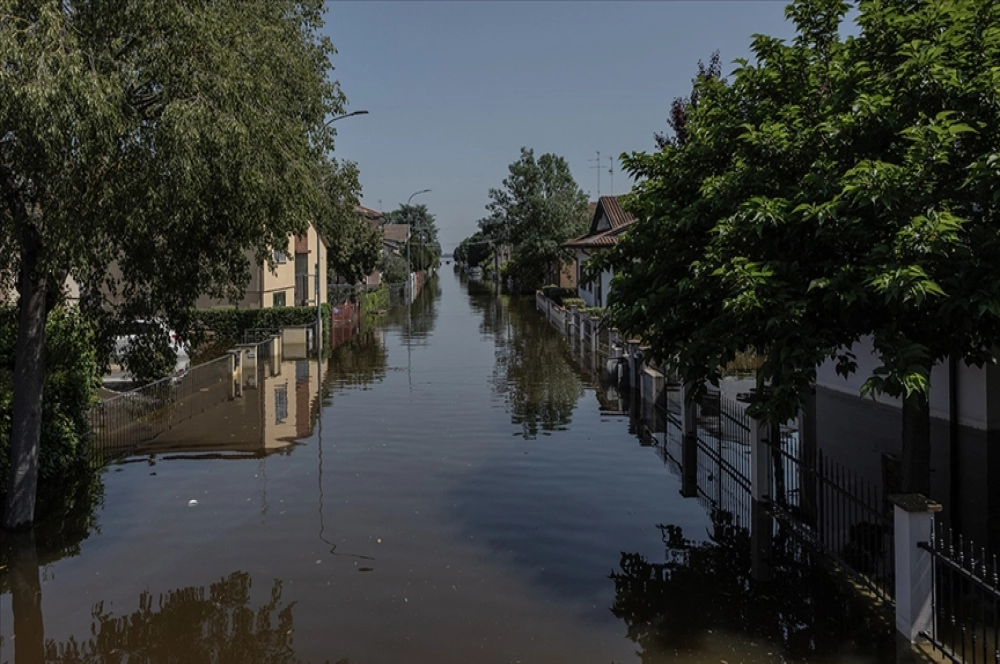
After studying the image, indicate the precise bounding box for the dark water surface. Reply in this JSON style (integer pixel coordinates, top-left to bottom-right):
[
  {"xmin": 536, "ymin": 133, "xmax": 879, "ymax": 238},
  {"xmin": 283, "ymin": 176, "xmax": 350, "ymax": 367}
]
[{"xmin": 1, "ymin": 272, "xmax": 898, "ymax": 663}]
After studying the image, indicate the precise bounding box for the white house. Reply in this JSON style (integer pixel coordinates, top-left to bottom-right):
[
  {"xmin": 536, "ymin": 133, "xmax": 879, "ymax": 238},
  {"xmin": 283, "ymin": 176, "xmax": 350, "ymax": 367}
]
[{"xmin": 563, "ymin": 196, "xmax": 636, "ymax": 308}]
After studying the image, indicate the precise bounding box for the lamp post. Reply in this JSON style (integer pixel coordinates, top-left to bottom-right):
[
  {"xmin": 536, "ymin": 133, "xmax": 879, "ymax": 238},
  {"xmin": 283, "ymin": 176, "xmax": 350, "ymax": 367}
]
[
  {"xmin": 405, "ymin": 189, "xmax": 431, "ymax": 304},
  {"xmin": 325, "ymin": 110, "xmax": 369, "ymax": 126},
  {"xmin": 316, "ymin": 109, "xmax": 368, "ymax": 358}
]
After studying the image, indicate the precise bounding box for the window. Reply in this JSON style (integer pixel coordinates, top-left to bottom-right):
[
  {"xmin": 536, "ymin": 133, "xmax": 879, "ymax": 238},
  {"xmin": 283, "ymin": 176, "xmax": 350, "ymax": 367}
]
[
  {"xmin": 272, "ymin": 291, "xmax": 287, "ymax": 307},
  {"xmin": 273, "ymin": 249, "xmax": 288, "ymax": 264},
  {"xmin": 274, "ymin": 384, "xmax": 288, "ymax": 424}
]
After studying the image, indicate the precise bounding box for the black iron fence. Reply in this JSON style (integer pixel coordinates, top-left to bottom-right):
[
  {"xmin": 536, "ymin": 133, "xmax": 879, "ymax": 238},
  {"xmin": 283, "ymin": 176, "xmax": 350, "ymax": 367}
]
[
  {"xmin": 920, "ymin": 523, "xmax": 1000, "ymax": 663},
  {"xmin": 645, "ymin": 373, "xmax": 895, "ymax": 604}
]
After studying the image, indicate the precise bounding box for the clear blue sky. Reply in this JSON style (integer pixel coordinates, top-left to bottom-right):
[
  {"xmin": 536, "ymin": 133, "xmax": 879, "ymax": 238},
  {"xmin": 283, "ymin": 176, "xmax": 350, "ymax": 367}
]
[{"xmin": 323, "ymin": 1, "xmax": 800, "ymax": 253}]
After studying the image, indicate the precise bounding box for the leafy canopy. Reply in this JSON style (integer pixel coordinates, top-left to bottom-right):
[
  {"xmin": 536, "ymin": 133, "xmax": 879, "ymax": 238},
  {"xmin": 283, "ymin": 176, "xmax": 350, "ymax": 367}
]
[
  {"xmin": 597, "ymin": 0, "xmax": 1000, "ymax": 429},
  {"xmin": 480, "ymin": 148, "xmax": 589, "ymax": 290}
]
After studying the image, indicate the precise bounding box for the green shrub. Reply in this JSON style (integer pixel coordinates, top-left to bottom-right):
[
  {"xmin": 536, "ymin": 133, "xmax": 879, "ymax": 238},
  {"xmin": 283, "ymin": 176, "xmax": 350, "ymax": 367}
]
[
  {"xmin": 0, "ymin": 306, "xmax": 102, "ymax": 489},
  {"xmin": 360, "ymin": 283, "xmax": 389, "ymax": 315},
  {"xmin": 541, "ymin": 285, "xmax": 577, "ymax": 305},
  {"xmin": 189, "ymin": 304, "xmax": 332, "ymax": 344},
  {"xmin": 562, "ymin": 298, "xmax": 586, "ymax": 310}
]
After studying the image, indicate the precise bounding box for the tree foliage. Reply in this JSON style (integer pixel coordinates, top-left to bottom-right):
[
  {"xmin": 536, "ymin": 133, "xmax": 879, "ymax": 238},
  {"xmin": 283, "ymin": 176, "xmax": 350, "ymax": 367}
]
[
  {"xmin": 455, "ymin": 231, "xmax": 492, "ymax": 268},
  {"xmin": 317, "ymin": 160, "xmax": 382, "ymax": 286},
  {"xmin": 1, "ymin": 0, "xmax": 346, "ymax": 526},
  {"xmin": 597, "ymin": 0, "xmax": 1000, "ymax": 493},
  {"xmin": 480, "ymin": 148, "xmax": 589, "ymax": 291},
  {"xmin": 384, "ymin": 204, "xmax": 441, "ymax": 272}
]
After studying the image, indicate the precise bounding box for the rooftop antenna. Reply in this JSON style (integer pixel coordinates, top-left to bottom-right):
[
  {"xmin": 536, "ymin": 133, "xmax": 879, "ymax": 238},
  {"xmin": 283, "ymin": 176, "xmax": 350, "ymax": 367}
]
[{"xmin": 588, "ymin": 150, "xmax": 602, "ymax": 198}]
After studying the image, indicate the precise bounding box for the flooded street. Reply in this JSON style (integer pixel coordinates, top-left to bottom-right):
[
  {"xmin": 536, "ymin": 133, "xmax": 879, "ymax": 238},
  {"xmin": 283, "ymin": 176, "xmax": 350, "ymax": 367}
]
[{"xmin": 1, "ymin": 272, "xmax": 897, "ymax": 663}]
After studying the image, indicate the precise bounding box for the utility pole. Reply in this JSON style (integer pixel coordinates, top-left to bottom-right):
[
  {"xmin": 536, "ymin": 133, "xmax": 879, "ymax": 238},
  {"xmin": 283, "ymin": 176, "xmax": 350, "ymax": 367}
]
[{"xmin": 588, "ymin": 150, "xmax": 602, "ymax": 197}]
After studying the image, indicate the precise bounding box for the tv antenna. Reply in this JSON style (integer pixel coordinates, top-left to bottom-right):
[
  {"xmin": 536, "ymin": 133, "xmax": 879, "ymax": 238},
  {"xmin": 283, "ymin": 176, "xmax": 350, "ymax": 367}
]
[
  {"xmin": 588, "ymin": 150, "xmax": 602, "ymax": 197},
  {"xmin": 607, "ymin": 155, "xmax": 615, "ymax": 196}
]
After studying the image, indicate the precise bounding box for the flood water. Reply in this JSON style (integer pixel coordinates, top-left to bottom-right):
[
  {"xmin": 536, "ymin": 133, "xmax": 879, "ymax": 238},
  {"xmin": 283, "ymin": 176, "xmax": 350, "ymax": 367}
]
[{"xmin": 1, "ymin": 271, "xmax": 900, "ymax": 663}]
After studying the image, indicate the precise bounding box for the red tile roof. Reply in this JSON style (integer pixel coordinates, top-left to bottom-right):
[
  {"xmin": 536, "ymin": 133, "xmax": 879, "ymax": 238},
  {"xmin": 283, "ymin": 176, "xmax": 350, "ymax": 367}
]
[
  {"xmin": 382, "ymin": 224, "xmax": 409, "ymax": 244},
  {"xmin": 599, "ymin": 196, "xmax": 636, "ymax": 229},
  {"xmin": 355, "ymin": 204, "xmax": 383, "ymax": 221},
  {"xmin": 562, "ymin": 196, "xmax": 637, "ymax": 250}
]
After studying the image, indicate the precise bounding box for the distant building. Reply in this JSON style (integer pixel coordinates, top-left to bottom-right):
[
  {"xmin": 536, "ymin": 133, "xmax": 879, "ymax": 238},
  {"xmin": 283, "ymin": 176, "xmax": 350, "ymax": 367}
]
[
  {"xmin": 562, "ymin": 196, "xmax": 636, "ymax": 307},
  {"xmin": 195, "ymin": 222, "xmax": 328, "ymax": 309}
]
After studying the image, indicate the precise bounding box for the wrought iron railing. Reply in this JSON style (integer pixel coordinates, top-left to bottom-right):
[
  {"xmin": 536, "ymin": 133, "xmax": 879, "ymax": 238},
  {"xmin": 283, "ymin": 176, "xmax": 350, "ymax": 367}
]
[{"xmin": 920, "ymin": 523, "xmax": 1000, "ymax": 663}]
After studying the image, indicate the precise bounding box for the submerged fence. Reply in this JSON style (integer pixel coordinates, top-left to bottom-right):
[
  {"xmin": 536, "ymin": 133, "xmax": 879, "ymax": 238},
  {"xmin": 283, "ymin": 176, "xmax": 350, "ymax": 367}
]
[{"xmin": 89, "ymin": 353, "xmax": 240, "ymax": 464}]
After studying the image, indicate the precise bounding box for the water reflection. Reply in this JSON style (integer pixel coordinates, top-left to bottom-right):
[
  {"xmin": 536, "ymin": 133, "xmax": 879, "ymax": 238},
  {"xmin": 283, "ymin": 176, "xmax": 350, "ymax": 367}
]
[
  {"xmin": 139, "ymin": 358, "xmax": 324, "ymax": 458},
  {"xmin": 43, "ymin": 571, "xmax": 307, "ymax": 663},
  {"xmin": 610, "ymin": 513, "xmax": 896, "ymax": 663},
  {"xmin": 381, "ymin": 275, "xmax": 442, "ymax": 345},
  {"xmin": 465, "ymin": 279, "xmax": 583, "ymax": 439},
  {"xmin": 322, "ymin": 328, "xmax": 388, "ymax": 395}
]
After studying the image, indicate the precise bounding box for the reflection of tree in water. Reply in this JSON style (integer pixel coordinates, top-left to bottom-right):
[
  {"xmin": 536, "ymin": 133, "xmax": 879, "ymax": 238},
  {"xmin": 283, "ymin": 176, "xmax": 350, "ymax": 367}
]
[
  {"xmin": 323, "ymin": 329, "xmax": 388, "ymax": 393},
  {"xmin": 610, "ymin": 510, "xmax": 894, "ymax": 663},
  {"xmin": 382, "ymin": 275, "xmax": 441, "ymax": 345},
  {"xmin": 480, "ymin": 291, "xmax": 583, "ymax": 439},
  {"xmin": 44, "ymin": 572, "xmax": 334, "ymax": 664}
]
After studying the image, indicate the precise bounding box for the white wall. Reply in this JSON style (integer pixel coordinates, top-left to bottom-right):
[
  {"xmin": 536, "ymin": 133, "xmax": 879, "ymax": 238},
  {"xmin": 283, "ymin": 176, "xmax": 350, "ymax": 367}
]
[{"xmin": 816, "ymin": 335, "xmax": 995, "ymax": 430}]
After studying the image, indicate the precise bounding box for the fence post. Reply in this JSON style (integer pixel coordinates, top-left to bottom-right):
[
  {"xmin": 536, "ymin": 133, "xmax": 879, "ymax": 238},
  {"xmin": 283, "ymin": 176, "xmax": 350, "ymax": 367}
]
[
  {"xmin": 890, "ymin": 494, "xmax": 941, "ymax": 643},
  {"xmin": 227, "ymin": 351, "xmax": 237, "ymax": 399},
  {"xmin": 750, "ymin": 415, "xmax": 771, "ymax": 503},
  {"xmin": 680, "ymin": 382, "xmax": 698, "ymax": 498}
]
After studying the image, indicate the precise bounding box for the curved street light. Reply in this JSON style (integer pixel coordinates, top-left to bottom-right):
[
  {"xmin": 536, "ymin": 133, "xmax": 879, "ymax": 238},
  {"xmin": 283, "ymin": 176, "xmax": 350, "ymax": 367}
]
[{"xmin": 325, "ymin": 109, "xmax": 369, "ymax": 126}]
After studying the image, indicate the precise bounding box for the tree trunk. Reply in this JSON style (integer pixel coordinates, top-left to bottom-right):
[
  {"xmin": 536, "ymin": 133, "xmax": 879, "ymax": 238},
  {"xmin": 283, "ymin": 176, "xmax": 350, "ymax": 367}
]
[
  {"xmin": 3, "ymin": 227, "xmax": 47, "ymax": 530},
  {"xmin": 901, "ymin": 388, "xmax": 932, "ymax": 495},
  {"xmin": 1, "ymin": 530, "xmax": 45, "ymax": 663}
]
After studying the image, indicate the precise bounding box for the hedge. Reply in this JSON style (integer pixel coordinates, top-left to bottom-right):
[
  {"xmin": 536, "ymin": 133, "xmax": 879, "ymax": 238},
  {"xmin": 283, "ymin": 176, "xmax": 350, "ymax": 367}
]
[{"xmin": 189, "ymin": 304, "xmax": 332, "ymax": 343}]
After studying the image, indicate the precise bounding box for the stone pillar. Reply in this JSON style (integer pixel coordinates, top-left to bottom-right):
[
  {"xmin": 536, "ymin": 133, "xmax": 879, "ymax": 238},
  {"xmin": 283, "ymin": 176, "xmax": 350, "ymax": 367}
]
[
  {"xmin": 891, "ymin": 494, "xmax": 941, "ymax": 643},
  {"xmin": 680, "ymin": 382, "xmax": 698, "ymax": 498},
  {"xmin": 750, "ymin": 417, "xmax": 771, "ymax": 503}
]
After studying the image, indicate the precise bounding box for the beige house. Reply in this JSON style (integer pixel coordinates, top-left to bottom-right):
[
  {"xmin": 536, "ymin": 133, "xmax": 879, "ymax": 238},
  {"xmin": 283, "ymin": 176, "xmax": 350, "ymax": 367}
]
[{"xmin": 196, "ymin": 223, "xmax": 328, "ymax": 309}]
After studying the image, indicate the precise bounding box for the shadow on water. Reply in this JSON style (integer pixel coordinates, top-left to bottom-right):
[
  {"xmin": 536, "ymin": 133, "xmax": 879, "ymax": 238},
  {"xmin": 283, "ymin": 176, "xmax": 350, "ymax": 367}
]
[{"xmin": 463, "ymin": 277, "xmax": 583, "ymax": 439}]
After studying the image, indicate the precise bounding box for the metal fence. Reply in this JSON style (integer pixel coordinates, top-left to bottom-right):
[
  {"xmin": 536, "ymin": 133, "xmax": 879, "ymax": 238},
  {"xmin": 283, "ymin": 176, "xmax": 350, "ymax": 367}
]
[
  {"xmin": 644, "ymin": 372, "xmax": 895, "ymax": 604},
  {"xmin": 89, "ymin": 354, "xmax": 235, "ymax": 464},
  {"xmin": 920, "ymin": 523, "xmax": 1000, "ymax": 663}
]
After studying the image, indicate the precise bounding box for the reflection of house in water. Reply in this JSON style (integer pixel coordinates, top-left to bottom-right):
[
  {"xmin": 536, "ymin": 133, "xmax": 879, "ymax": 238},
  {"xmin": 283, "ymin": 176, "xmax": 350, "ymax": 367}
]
[{"xmin": 139, "ymin": 358, "xmax": 322, "ymax": 458}]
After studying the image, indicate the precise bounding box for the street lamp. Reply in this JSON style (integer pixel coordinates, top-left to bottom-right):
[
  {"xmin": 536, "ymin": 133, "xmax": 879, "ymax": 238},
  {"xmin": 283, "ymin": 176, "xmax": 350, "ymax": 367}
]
[
  {"xmin": 316, "ymin": 109, "xmax": 369, "ymax": 358},
  {"xmin": 325, "ymin": 110, "xmax": 369, "ymax": 126},
  {"xmin": 405, "ymin": 189, "xmax": 431, "ymax": 303}
]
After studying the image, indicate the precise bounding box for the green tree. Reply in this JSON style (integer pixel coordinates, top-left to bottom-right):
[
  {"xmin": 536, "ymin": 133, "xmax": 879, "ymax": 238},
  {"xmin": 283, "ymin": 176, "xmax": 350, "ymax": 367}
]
[
  {"xmin": 455, "ymin": 231, "xmax": 492, "ymax": 268},
  {"xmin": 384, "ymin": 204, "xmax": 441, "ymax": 272},
  {"xmin": 1, "ymin": 0, "xmax": 345, "ymax": 527},
  {"xmin": 481, "ymin": 148, "xmax": 589, "ymax": 291},
  {"xmin": 598, "ymin": 0, "xmax": 1000, "ymax": 494},
  {"xmin": 317, "ymin": 160, "xmax": 382, "ymax": 288}
]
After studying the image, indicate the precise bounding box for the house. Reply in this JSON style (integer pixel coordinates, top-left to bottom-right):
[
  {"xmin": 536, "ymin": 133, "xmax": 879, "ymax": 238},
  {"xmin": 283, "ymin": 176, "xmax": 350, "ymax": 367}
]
[
  {"xmin": 382, "ymin": 224, "xmax": 410, "ymax": 256},
  {"xmin": 562, "ymin": 196, "xmax": 636, "ymax": 307},
  {"xmin": 195, "ymin": 222, "xmax": 328, "ymax": 309}
]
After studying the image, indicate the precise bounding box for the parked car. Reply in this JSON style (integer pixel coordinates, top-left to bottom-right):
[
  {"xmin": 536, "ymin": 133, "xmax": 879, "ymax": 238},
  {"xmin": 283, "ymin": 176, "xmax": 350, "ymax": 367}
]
[{"xmin": 114, "ymin": 319, "xmax": 191, "ymax": 377}]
